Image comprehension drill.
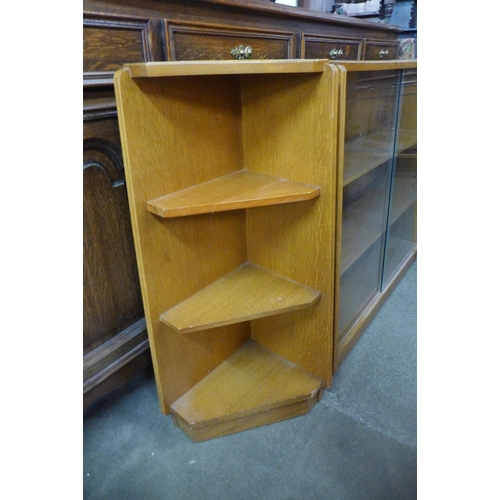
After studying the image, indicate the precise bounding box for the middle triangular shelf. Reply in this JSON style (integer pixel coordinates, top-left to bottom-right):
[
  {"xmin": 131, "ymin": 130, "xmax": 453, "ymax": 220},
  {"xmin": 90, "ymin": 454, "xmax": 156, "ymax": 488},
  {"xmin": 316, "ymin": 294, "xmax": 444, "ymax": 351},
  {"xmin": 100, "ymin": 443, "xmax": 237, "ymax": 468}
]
[
  {"xmin": 160, "ymin": 262, "xmax": 321, "ymax": 333},
  {"xmin": 147, "ymin": 169, "xmax": 320, "ymax": 218}
]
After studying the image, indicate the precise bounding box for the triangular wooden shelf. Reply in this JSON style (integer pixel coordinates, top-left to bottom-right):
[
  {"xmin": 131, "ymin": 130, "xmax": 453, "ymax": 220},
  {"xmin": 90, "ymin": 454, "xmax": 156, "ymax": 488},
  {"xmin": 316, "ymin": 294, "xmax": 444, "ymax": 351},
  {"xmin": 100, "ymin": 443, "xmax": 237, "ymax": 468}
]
[
  {"xmin": 147, "ymin": 170, "xmax": 320, "ymax": 218},
  {"xmin": 170, "ymin": 340, "xmax": 323, "ymax": 442},
  {"xmin": 160, "ymin": 262, "xmax": 321, "ymax": 333}
]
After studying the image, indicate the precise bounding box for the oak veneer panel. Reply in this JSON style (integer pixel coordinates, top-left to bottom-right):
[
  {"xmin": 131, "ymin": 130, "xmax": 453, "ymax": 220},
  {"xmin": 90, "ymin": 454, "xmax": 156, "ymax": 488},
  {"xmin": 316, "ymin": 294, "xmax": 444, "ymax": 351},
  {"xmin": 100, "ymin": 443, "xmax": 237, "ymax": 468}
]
[
  {"xmin": 170, "ymin": 340, "xmax": 322, "ymax": 441},
  {"xmin": 114, "ymin": 69, "xmax": 250, "ymax": 412},
  {"xmin": 241, "ymin": 65, "xmax": 339, "ymax": 385},
  {"xmin": 147, "ymin": 170, "xmax": 320, "ymax": 218},
  {"xmin": 161, "ymin": 262, "xmax": 321, "ymax": 333}
]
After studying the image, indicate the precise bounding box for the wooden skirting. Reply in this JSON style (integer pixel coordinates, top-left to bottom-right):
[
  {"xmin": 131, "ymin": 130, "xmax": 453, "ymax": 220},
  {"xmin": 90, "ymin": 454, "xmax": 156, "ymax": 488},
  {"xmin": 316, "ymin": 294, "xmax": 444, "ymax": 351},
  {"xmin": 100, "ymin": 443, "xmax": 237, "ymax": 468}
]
[{"xmin": 83, "ymin": 317, "xmax": 151, "ymax": 410}]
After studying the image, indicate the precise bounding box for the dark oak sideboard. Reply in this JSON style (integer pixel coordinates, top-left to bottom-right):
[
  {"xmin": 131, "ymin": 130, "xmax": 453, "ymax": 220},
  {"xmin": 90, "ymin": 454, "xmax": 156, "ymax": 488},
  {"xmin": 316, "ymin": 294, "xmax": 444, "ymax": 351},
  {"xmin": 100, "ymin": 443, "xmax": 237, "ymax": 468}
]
[{"xmin": 83, "ymin": 0, "xmax": 403, "ymax": 410}]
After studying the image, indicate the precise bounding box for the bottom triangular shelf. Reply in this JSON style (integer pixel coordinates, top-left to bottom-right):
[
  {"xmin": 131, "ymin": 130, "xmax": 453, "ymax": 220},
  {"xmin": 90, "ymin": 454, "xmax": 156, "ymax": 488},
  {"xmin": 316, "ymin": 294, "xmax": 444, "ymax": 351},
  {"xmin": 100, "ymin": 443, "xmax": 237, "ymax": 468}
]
[{"xmin": 170, "ymin": 340, "xmax": 323, "ymax": 442}]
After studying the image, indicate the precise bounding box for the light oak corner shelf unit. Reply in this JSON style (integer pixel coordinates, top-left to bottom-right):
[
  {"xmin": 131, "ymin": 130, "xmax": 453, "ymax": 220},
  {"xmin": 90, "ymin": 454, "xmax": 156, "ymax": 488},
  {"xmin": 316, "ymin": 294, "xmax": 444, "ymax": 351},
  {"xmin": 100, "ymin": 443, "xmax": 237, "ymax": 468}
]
[{"xmin": 114, "ymin": 59, "xmax": 340, "ymax": 441}]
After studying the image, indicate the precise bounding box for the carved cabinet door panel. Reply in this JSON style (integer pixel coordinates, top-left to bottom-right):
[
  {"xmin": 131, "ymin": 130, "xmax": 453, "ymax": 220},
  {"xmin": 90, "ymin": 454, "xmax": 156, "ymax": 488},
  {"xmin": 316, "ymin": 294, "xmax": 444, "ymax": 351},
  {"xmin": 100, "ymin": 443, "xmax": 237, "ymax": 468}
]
[
  {"xmin": 83, "ymin": 138, "xmax": 142, "ymax": 348},
  {"xmin": 83, "ymin": 114, "xmax": 150, "ymax": 409}
]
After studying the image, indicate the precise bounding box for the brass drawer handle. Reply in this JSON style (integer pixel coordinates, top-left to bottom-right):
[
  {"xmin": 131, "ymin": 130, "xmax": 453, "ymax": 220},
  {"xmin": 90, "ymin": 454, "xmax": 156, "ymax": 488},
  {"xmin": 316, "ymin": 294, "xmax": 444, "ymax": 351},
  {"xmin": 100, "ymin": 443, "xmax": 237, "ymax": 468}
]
[
  {"xmin": 329, "ymin": 48, "xmax": 343, "ymax": 60},
  {"xmin": 231, "ymin": 45, "xmax": 253, "ymax": 60},
  {"xmin": 378, "ymin": 49, "xmax": 390, "ymax": 58}
]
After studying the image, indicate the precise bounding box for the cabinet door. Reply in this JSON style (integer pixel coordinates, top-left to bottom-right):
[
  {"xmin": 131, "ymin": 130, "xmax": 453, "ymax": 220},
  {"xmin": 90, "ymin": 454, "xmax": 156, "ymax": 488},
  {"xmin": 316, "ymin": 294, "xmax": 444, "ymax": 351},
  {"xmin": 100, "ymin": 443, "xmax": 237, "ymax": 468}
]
[
  {"xmin": 338, "ymin": 69, "xmax": 402, "ymax": 340},
  {"xmin": 382, "ymin": 68, "xmax": 417, "ymax": 288}
]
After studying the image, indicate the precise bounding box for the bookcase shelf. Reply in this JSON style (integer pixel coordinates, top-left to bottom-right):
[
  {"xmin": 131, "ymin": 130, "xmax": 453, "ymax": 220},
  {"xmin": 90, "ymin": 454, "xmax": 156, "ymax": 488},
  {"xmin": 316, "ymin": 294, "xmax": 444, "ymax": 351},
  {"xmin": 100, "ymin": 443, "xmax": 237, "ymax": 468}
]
[
  {"xmin": 341, "ymin": 171, "xmax": 416, "ymax": 275},
  {"xmin": 343, "ymin": 129, "xmax": 417, "ymax": 186},
  {"xmin": 160, "ymin": 262, "xmax": 321, "ymax": 333},
  {"xmin": 147, "ymin": 170, "xmax": 320, "ymax": 218}
]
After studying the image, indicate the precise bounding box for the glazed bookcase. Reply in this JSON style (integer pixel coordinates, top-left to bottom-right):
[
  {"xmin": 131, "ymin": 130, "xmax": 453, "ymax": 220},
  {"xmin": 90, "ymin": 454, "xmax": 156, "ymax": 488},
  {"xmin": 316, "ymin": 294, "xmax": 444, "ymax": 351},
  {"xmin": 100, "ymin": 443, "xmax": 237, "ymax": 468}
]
[{"xmin": 332, "ymin": 61, "xmax": 417, "ymax": 366}]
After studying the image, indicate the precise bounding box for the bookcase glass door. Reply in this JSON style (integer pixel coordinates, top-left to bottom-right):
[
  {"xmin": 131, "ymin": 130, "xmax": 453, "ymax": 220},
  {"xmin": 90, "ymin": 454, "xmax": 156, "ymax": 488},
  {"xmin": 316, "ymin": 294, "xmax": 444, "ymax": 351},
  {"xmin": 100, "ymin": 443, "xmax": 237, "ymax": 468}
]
[
  {"xmin": 338, "ymin": 69, "xmax": 402, "ymax": 341},
  {"xmin": 382, "ymin": 68, "xmax": 417, "ymax": 288}
]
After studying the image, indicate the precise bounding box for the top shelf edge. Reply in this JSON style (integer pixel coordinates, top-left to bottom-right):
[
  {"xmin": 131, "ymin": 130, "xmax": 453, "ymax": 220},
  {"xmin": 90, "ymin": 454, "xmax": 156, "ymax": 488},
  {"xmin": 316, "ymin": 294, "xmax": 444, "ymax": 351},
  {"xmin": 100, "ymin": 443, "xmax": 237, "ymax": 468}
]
[
  {"xmin": 124, "ymin": 59, "xmax": 329, "ymax": 78},
  {"xmin": 332, "ymin": 60, "xmax": 417, "ymax": 71}
]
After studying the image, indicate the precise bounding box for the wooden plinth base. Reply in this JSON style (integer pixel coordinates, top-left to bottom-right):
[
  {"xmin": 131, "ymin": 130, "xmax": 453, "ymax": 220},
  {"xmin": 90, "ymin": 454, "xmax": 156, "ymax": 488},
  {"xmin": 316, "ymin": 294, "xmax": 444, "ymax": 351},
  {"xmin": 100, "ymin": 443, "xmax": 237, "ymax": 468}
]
[{"xmin": 170, "ymin": 340, "xmax": 323, "ymax": 442}]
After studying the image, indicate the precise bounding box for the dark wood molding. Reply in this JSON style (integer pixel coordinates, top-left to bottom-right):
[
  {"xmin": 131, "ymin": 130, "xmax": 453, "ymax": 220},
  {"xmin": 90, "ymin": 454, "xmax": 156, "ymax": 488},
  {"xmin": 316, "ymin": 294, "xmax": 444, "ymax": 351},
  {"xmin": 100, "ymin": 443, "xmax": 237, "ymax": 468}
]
[
  {"xmin": 83, "ymin": 318, "xmax": 151, "ymax": 410},
  {"xmin": 83, "ymin": 97, "xmax": 117, "ymax": 121},
  {"xmin": 84, "ymin": 317, "xmax": 149, "ymax": 391},
  {"xmin": 83, "ymin": 138, "xmax": 124, "ymax": 187},
  {"xmin": 83, "ymin": 136, "xmax": 144, "ymax": 353}
]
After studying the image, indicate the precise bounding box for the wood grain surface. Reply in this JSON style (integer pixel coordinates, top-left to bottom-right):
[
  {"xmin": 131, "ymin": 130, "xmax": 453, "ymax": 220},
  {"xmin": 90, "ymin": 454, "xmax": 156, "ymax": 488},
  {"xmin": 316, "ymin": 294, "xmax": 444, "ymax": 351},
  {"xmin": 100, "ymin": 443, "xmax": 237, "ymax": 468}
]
[
  {"xmin": 125, "ymin": 59, "xmax": 328, "ymax": 77},
  {"xmin": 161, "ymin": 262, "xmax": 321, "ymax": 333},
  {"xmin": 242, "ymin": 65, "xmax": 339, "ymax": 385},
  {"xmin": 170, "ymin": 339, "xmax": 322, "ymax": 441},
  {"xmin": 147, "ymin": 170, "xmax": 320, "ymax": 218}
]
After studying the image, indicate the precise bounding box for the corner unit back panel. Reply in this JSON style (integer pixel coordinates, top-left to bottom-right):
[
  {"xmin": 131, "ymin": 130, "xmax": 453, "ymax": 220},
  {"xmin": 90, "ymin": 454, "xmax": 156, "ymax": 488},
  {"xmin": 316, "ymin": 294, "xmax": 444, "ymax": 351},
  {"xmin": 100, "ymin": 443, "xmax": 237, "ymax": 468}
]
[{"xmin": 241, "ymin": 69, "xmax": 338, "ymax": 383}]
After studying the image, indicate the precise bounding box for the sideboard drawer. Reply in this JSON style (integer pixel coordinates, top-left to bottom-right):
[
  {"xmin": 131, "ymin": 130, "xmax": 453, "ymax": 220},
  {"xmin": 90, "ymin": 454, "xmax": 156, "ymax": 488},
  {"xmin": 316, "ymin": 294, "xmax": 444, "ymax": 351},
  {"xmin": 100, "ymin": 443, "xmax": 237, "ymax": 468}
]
[
  {"xmin": 302, "ymin": 35, "xmax": 362, "ymax": 61},
  {"xmin": 362, "ymin": 40, "xmax": 400, "ymax": 60},
  {"xmin": 84, "ymin": 15, "xmax": 157, "ymax": 86},
  {"xmin": 164, "ymin": 21, "xmax": 294, "ymax": 61}
]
